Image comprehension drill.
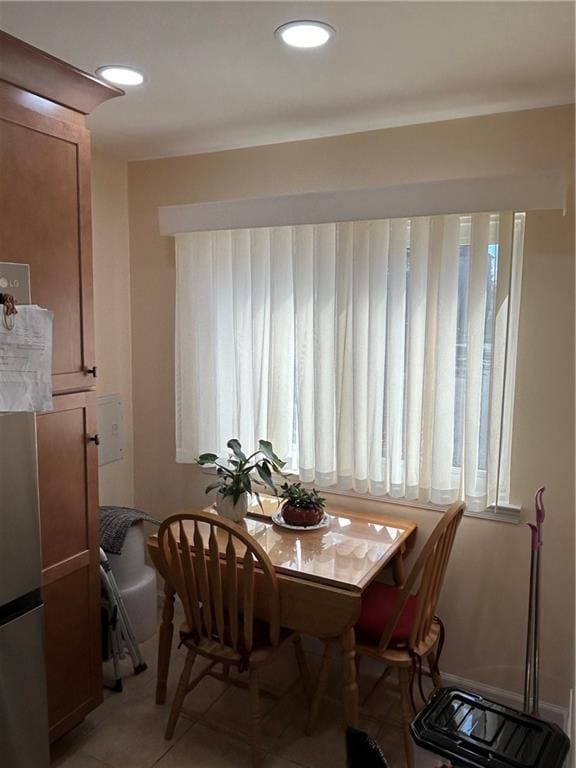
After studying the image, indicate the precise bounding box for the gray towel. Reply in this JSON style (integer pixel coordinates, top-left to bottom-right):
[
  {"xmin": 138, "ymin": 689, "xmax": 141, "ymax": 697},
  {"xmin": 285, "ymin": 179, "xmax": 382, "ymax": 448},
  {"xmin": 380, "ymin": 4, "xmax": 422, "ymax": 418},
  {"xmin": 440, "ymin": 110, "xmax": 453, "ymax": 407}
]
[{"xmin": 100, "ymin": 506, "xmax": 160, "ymax": 555}]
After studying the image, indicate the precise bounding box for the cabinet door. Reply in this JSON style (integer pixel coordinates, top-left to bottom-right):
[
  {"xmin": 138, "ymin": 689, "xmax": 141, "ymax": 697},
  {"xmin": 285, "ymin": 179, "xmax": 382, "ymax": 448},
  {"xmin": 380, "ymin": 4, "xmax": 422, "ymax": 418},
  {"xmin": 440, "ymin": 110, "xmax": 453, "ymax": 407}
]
[
  {"xmin": 37, "ymin": 391, "xmax": 102, "ymax": 741},
  {"xmin": 0, "ymin": 100, "xmax": 96, "ymax": 393}
]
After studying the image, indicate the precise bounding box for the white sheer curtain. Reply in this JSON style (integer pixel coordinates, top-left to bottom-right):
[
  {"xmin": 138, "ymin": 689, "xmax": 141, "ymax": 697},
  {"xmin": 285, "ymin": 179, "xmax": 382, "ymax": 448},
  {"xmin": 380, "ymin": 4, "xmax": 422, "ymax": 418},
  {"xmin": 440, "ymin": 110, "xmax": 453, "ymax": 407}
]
[{"xmin": 175, "ymin": 212, "xmax": 523, "ymax": 511}]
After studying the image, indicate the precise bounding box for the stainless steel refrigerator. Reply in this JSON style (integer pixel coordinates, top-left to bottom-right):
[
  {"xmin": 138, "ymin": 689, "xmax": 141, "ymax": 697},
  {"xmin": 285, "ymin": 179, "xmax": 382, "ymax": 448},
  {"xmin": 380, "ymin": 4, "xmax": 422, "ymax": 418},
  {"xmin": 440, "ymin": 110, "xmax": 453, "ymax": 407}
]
[{"xmin": 0, "ymin": 262, "xmax": 50, "ymax": 767}]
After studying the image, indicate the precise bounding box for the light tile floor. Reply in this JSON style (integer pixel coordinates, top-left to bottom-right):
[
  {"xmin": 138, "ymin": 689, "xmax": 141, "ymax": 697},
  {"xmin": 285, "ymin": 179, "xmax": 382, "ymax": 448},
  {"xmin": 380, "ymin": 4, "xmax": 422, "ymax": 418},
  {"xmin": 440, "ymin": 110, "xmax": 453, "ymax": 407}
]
[{"xmin": 50, "ymin": 613, "xmax": 408, "ymax": 768}]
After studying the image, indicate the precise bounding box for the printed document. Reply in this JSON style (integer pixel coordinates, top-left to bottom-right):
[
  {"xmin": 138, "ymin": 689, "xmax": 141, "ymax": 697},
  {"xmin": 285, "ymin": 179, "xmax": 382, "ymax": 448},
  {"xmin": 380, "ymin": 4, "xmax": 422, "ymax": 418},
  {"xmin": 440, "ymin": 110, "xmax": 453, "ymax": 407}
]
[{"xmin": 0, "ymin": 305, "xmax": 53, "ymax": 412}]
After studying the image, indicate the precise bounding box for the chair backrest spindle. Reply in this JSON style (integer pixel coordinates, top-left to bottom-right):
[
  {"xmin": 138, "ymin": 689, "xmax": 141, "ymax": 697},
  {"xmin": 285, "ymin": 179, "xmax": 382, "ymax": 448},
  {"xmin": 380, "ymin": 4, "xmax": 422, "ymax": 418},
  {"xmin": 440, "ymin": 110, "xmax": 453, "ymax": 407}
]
[
  {"xmin": 242, "ymin": 549, "xmax": 255, "ymax": 652},
  {"xmin": 177, "ymin": 520, "xmax": 202, "ymax": 636},
  {"xmin": 193, "ymin": 520, "xmax": 213, "ymax": 638},
  {"xmin": 226, "ymin": 532, "xmax": 239, "ymax": 650},
  {"xmin": 209, "ymin": 526, "xmax": 225, "ymax": 645}
]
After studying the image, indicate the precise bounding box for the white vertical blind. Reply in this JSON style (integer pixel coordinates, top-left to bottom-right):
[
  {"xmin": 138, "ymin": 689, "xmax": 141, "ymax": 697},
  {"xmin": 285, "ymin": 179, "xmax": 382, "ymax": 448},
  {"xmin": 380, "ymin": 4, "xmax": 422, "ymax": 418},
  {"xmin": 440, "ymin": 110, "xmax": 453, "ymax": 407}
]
[
  {"xmin": 175, "ymin": 211, "xmax": 524, "ymax": 512},
  {"xmin": 464, "ymin": 213, "xmax": 492, "ymax": 505},
  {"xmin": 431, "ymin": 215, "xmax": 460, "ymax": 503},
  {"xmin": 405, "ymin": 217, "xmax": 429, "ymax": 497},
  {"xmin": 497, "ymin": 213, "xmax": 525, "ymax": 507},
  {"xmin": 387, "ymin": 219, "xmax": 407, "ymax": 494}
]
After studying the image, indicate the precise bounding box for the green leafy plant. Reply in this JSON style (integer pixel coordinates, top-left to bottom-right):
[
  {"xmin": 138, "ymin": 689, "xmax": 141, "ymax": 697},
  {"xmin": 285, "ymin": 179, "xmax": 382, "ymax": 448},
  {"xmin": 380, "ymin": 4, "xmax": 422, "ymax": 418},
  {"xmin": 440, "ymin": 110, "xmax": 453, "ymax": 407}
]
[
  {"xmin": 198, "ymin": 439, "xmax": 286, "ymax": 506},
  {"xmin": 279, "ymin": 482, "xmax": 326, "ymax": 510}
]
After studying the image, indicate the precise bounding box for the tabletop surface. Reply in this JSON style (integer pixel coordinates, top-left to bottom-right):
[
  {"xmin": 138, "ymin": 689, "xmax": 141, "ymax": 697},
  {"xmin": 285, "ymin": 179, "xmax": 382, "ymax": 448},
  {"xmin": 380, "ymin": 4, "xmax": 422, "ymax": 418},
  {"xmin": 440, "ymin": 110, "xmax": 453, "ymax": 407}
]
[{"xmin": 152, "ymin": 495, "xmax": 417, "ymax": 593}]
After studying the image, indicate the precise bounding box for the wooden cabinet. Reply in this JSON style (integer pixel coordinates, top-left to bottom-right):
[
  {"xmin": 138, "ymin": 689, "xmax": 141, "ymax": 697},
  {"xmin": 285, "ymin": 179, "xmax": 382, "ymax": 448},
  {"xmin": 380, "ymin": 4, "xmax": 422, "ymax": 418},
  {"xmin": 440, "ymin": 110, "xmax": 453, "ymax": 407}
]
[
  {"xmin": 37, "ymin": 392, "xmax": 101, "ymax": 741},
  {"xmin": 0, "ymin": 31, "xmax": 122, "ymax": 740},
  {"xmin": 0, "ymin": 76, "xmax": 95, "ymax": 393}
]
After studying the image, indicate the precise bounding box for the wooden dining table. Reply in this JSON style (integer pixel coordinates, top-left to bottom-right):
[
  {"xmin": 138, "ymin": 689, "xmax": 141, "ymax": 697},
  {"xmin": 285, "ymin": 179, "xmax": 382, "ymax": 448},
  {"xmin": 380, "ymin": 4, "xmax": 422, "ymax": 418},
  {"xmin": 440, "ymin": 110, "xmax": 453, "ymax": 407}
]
[{"xmin": 147, "ymin": 495, "xmax": 417, "ymax": 727}]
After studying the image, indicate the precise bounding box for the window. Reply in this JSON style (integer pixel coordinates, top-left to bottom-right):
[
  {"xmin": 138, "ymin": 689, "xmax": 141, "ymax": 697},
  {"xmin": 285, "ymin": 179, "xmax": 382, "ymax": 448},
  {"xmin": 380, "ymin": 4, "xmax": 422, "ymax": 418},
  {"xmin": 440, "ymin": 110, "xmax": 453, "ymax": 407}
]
[{"xmin": 175, "ymin": 212, "xmax": 524, "ymax": 513}]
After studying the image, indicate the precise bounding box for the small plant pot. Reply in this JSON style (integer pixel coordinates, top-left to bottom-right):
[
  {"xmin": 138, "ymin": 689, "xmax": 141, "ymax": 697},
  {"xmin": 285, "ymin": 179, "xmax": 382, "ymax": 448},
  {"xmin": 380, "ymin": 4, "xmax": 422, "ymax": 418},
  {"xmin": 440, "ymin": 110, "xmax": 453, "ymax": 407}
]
[
  {"xmin": 215, "ymin": 492, "xmax": 248, "ymax": 522},
  {"xmin": 282, "ymin": 502, "xmax": 324, "ymax": 527}
]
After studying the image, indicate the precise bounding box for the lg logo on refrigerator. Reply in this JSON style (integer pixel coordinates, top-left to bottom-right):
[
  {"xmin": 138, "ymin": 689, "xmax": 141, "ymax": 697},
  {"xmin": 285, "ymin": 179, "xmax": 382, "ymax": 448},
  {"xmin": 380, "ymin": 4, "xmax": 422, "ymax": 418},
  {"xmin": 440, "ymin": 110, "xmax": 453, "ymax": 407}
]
[{"xmin": 0, "ymin": 277, "xmax": 20, "ymax": 289}]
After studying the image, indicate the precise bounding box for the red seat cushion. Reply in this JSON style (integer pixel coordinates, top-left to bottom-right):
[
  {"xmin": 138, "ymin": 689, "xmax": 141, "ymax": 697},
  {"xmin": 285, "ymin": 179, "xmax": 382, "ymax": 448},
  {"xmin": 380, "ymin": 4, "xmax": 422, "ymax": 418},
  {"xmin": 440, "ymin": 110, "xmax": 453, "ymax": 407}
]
[{"xmin": 355, "ymin": 582, "xmax": 418, "ymax": 648}]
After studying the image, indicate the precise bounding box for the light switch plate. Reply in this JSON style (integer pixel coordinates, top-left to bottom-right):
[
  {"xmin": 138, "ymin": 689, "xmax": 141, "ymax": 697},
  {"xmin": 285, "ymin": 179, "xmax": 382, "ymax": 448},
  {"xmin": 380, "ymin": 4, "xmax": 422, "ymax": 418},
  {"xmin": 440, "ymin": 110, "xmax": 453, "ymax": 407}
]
[{"xmin": 97, "ymin": 394, "xmax": 124, "ymax": 465}]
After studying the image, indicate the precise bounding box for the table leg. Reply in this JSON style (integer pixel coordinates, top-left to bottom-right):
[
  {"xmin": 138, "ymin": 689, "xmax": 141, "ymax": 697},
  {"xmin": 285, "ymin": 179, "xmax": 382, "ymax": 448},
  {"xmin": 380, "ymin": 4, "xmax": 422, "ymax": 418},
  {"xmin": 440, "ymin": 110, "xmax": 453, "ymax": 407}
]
[
  {"xmin": 156, "ymin": 580, "xmax": 175, "ymax": 705},
  {"xmin": 392, "ymin": 544, "xmax": 406, "ymax": 586},
  {"xmin": 341, "ymin": 627, "xmax": 359, "ymax": 728}
]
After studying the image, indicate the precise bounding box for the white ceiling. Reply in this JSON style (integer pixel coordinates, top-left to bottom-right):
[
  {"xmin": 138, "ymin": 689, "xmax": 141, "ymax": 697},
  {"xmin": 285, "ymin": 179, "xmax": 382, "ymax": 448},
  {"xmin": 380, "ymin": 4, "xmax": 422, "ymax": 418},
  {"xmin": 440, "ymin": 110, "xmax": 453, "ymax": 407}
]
[{"xmin": 0, "ymin": 1, "xmax": 574, "ymax": 160}]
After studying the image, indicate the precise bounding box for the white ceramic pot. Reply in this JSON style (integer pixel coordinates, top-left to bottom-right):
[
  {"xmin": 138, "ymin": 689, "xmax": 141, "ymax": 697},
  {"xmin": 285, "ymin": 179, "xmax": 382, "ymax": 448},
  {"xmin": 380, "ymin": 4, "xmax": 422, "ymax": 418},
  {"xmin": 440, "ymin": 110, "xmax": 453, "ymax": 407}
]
[{"xmin": 215, "ymin": 492, "xmax": 248, "ymax": 522}]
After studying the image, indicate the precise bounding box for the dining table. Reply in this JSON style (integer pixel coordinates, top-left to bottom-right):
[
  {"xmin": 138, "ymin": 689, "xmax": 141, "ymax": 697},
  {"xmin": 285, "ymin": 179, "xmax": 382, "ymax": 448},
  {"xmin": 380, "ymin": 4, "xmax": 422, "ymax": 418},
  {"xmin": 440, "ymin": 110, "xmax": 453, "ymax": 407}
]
[{"xmin": 147, "ymin": 494, "xmax": 418, "ymax": 728}]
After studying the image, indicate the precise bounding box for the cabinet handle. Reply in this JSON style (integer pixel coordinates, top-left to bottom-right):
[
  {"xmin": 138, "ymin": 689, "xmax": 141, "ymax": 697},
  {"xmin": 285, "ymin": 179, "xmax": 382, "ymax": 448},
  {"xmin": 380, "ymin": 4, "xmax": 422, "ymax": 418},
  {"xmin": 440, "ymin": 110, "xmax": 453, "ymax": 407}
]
[
  {"xmin": 87, "ymin": 434, "xmax": 100, "ymax": 446},
  {"xmin": 85, "ymin": 366, "xmax": 98, "ymax": 377}
]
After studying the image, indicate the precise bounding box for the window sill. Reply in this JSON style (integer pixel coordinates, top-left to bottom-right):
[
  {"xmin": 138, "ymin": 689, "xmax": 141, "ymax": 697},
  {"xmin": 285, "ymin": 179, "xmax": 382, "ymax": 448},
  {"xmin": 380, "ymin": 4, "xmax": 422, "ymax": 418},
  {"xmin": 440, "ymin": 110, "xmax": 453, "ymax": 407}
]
[
  {"xmin": 195, "ymin": 465, "xmax": 522, "ymax": 524},
  {"xmin": 286, "ymin": 476, "xmax": 523, "ymax": 525},
  {"xmin": 468, "ymin": 503, "xmax": 522, "ymax": 524}
]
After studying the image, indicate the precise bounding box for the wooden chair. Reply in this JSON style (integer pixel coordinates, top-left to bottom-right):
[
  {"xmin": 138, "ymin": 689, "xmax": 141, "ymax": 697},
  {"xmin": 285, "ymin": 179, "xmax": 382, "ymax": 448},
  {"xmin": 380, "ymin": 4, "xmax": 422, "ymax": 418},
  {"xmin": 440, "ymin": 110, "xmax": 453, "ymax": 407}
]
[
  {"xmin": 157, "ymin": 510, "xmax": 311, "ymax": 767},
  {"xmin": 308, "ymin": 502, "xmax": 465, "ymax": 768}
]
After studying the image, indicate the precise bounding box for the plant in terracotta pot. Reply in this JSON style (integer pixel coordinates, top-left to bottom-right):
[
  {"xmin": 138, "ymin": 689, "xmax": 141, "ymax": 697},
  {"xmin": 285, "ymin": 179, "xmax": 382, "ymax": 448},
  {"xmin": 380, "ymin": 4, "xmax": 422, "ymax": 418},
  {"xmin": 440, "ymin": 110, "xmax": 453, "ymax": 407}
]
[
  {"xmin": 279, "ymin": 482, "xmax": 326, "ymax": 527},
  {"xmin": 198, "ymin": 438, "xmax": 285, "ymax": 522}
]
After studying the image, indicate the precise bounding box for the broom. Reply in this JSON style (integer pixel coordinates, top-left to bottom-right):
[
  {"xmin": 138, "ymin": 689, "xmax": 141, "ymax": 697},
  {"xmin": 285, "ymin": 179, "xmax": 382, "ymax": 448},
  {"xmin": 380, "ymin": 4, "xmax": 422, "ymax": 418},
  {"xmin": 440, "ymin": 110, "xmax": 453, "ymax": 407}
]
[{"xmin": 523, "ymin": 486, "xmax": 545, "ymax": 715}]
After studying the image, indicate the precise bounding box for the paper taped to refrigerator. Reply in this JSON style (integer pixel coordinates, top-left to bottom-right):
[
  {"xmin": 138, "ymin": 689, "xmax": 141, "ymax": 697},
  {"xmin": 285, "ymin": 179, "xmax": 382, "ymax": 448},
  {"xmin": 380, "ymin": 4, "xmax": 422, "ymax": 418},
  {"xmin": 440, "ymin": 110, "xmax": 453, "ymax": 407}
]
[{"xmin": 0, "ymin": 306, "xmax": 53, "ymax": 412}]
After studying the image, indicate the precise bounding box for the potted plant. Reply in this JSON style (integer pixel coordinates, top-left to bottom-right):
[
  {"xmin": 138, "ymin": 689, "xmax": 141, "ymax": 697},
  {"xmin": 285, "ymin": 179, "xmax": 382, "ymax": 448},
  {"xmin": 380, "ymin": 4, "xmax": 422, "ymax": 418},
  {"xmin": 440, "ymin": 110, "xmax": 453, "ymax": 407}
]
[
  {"xmin": 279, "ymin": 482, "xmax": 326, "ymax": 527},
  {"xmin": 197, "ymin": 438, "xmax": 285, "ymax": 522}
]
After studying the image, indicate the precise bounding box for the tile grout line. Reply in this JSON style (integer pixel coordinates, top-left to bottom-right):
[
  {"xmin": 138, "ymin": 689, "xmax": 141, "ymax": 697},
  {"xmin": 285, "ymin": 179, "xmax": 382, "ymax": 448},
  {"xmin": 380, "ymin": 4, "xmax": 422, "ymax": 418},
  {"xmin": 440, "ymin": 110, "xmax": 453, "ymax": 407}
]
[
  {"xmin": 178, "ymin": 717, "xmax": 310, "ymax": 768},
  {"xmin": 149, "ymin": 713, "xmax": 197, "ymax": 768}
]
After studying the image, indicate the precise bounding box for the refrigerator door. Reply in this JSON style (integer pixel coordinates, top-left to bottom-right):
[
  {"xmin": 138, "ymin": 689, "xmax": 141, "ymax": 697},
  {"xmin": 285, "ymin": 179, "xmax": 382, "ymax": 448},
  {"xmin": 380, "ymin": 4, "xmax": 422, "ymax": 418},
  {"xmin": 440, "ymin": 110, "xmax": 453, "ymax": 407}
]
[
  {"xmin": 0, "ymin": 412, "xmax": 41, "ymax": 606},
  {"xmin": 0, "ymin": 604, "xmax": 50, "ymax": 767}
]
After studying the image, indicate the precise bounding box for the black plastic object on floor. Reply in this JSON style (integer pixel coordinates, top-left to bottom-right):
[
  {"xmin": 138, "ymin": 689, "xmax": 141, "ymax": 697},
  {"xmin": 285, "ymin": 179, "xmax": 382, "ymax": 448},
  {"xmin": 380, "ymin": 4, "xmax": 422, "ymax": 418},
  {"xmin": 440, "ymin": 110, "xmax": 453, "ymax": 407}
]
[
  {"xmin": 346, "ymin": 726, "xmax": 389, "ymax": 768},
  {"xmin": 410, "ymin": 687, "xmax": 569, "ymax": 768}
]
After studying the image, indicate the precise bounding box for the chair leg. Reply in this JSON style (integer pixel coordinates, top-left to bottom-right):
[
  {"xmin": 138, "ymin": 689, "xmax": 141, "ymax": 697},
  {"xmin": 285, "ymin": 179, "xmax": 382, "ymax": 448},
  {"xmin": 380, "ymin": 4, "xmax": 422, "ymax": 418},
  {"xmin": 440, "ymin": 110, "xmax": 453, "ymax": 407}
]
[
  {"xmin": 249, "ymin": 668, "xmax": 263, "ymax": 768},
  {"xmin": 398, "ymin": 666, "xmax": 415, "ymax": 768},
  {"xmin": 293, "ymin": 635, "xmax": 313, "ymax": 701},
  {"xmin": 341, "ymin": 627, "xmax": 359, "ymax": 729},
  {"xmin": 307, "ymin": 640, "xmax": 333, "ymax": 735},
  {"xmin": 156, "ymin": 582, "xmax": 175, "ymax": 705},
  {"xmin": 427, "ymin": 650, "xmax": 442, "ymax": 689},
  {"xmin": 165, "ymin": 648, "xmax": 196, "ymax": 740},
  {"xmin": 361, "ymin": 665, "xmax": 392, "ymax": 706}
]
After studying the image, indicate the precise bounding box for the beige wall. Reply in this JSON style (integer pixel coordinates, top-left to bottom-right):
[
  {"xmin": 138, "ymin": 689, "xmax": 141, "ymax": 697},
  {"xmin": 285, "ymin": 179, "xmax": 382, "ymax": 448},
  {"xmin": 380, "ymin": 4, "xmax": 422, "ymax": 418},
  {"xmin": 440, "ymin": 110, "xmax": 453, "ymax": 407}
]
[
  {"xmin": 127, "ymin": 106, "xmax": 574, "ymax": 707},
  {"xmin": 92, "ymin": 149, "xmax": 134, "ymax": 507}
]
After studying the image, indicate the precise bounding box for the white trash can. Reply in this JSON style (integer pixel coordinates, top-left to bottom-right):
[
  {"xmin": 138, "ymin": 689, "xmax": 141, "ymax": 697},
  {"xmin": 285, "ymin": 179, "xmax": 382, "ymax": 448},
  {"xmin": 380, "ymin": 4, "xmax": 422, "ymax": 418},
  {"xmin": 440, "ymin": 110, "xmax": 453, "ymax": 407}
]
[{"xmin": 107, "ymin": 521, "xmax": 157, "ymax": 643}]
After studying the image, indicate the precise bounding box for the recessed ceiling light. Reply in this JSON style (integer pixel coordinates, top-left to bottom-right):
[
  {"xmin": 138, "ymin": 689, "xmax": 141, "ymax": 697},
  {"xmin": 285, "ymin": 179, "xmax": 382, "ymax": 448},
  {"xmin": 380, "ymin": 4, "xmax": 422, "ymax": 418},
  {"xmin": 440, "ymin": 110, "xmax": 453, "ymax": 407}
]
[
  {"xmin": 275, "ymin": 20, "xmax": 335, "ymax": 49},
  {"xmin": 96, "ymin": 65, "xmax": 144, "ymax": 86}
]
